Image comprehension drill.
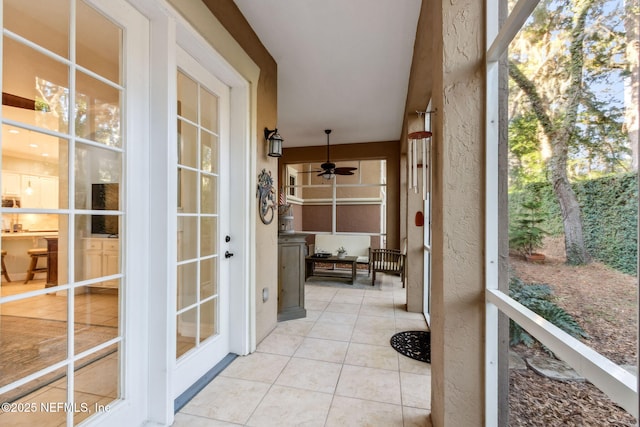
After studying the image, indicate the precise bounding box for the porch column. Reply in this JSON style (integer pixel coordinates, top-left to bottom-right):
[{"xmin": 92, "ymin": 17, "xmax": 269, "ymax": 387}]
[{"xmin": 429, "ymin": 0, "xmax": 485, "ymax": 423}]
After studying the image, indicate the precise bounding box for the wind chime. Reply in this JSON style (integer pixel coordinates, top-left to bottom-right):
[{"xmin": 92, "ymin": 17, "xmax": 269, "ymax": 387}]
[{"xmin": 408, "ymin": 110, "xmax": 433, "ymax": 201}]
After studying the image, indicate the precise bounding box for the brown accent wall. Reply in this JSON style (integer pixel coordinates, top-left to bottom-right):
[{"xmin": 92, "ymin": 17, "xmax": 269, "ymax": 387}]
[{"xmin": 280, "ymin": 141, "xmax": 400, "ymax": 248}]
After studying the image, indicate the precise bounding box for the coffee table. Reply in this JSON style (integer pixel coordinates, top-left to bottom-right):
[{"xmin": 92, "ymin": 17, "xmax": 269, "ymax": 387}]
[{"xmin": 305, "ymin": 255, "xmax": 358, "ymax": 284}]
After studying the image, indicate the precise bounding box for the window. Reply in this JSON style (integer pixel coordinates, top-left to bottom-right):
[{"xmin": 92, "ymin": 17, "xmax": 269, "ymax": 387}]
[{"xmin": 284, "ymin": 160, "xmax": 387, "ymax": 246}]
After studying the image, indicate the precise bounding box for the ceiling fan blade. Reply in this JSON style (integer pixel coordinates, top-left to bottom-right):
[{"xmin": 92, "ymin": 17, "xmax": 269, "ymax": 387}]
[
  {"xmin": 334, "ymin": 167, "xmax": 357, "ymax": 174},
  {"xmin": 299, "ymin": 169, "xmax": 323, "ymax": 174},
  {"xmin": 2, "ymin": 92, "xmax": 35, "ymax": 110}
]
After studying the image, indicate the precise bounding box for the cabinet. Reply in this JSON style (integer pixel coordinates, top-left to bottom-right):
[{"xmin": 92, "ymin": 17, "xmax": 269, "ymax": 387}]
[
  {"xmin": 2, "ymin": 172, "xmax": 20, "ymax": 196},
  {"xmin": 277, "ymin": 233, "xmax": 308, "ymax": 321},
  {"xmin": 21, "ymin": 175, "xmax": 59, "ymax": 209},
  {"xmin": 83, "ymin": 237, "xmax": 119, "ymax": 288}
]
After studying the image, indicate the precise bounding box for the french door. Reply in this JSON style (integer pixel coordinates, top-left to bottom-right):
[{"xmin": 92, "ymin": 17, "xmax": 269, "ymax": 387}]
[
  {"xmin": 173, "ymin": 46, "xmax": 231, "ymax": 397},
  {"xmin": 0, "ymin": 0, "xmax": 149, "ymax": 425}
]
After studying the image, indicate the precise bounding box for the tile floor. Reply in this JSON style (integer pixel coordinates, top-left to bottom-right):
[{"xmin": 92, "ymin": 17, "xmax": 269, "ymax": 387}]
[{"xmin": 174, "ymin": 273, "xmax": 432, "ymax": 427}]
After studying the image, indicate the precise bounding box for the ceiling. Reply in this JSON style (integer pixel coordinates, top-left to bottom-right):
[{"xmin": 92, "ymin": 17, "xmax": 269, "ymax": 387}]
[{"xmin": 233, "ymin": 0, "xmax": 422, "ymax": 148}]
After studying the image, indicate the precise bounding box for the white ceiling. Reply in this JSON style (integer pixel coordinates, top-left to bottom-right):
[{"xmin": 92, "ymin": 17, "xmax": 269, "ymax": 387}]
[{"xmin": 233, "ymin": 0, "xmax": 422, "ymax": 148}]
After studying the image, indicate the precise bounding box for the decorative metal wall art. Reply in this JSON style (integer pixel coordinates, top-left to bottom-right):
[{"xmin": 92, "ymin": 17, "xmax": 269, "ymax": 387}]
[{"xmin": 257, "ymin": 169, "xmax": 277, "ymax": 224}]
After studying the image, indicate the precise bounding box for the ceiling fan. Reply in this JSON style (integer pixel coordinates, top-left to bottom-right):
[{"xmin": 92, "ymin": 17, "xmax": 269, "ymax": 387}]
[{"xmin": 302, "ymin": 129, "xmax": 357, "ymax": 179}]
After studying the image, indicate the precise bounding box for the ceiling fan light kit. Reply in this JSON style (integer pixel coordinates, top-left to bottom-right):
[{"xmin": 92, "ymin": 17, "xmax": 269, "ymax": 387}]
[{"xmin": 300, "ymin": 129, "xmax": 358, "ymax": 179}]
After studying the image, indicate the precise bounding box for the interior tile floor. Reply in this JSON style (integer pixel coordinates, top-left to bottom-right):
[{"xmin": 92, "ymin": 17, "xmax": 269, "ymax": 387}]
[
  {"xmin": 174, "ymin": 273, "xmax": 432, "ymax": 427},
  {"xmin": 0, "ymin": 279, "xmax": 120, "ymax": 426}
]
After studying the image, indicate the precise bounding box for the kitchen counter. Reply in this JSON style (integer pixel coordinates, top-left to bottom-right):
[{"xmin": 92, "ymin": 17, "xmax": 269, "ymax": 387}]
[{"xmin": 2, "ymin": 231, "xmax": 58, "ymax": 239}]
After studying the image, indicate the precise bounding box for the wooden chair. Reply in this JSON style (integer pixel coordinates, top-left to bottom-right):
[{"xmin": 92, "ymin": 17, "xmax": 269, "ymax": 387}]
[
  {"xmin": 370, "ymin": 248, "xmax": 405, "ymax": 287},
  {"xmin": 1, "ymin": 249, "xmax": 10, "ymax": 282},
  {"xmin": 24, "ymin": 248, "xmax": 47, "ymax": 284}
]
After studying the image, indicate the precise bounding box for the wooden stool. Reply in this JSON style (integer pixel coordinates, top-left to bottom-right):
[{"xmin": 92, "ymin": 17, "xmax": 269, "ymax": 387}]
[
  {"xmin": 24, "ymin": 248, "xmax": 47, "ymax": 284},
  {"xmin": 1, "ymin": 249, "xmax": 10, "ymax": 282}
]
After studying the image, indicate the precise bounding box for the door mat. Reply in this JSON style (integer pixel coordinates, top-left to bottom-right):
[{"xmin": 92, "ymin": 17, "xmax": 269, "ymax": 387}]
[{"xmin": 390, "ymin": 330, "xmax": 430, "ymax": 363}]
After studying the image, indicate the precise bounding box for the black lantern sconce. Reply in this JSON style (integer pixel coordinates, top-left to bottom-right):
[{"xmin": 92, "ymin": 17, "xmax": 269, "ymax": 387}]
[{"xmin": 264, "ymin": 127, "xmax": 283, "ymax": 157}]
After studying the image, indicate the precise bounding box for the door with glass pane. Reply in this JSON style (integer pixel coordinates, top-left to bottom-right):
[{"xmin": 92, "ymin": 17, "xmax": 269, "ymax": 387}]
[
  {"xmin": 173, "ymin": 47, "xmax": 230, "ymax": 395},
  {"xmin": 0, "ymin": 0, "xmax": 144, "ymax": 425}
]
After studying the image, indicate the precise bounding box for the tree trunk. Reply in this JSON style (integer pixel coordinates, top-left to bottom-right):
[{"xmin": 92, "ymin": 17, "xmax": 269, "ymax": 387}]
[
  {"xmin": 624, "ymin": 0, "xmax": 639, "ymax": 170},
  {"xmin": 549, "ymin": 162, "xmax": 591, "ymax": 264}
]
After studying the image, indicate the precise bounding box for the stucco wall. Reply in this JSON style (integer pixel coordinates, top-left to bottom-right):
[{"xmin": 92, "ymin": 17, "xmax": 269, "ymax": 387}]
[
  {"xmin": 168, "ymin": 0, "xmax": 279, "ymax": 344},
  {"xmin": 401, "ymin": 0, "xmax": 486, "ymax": 424},
  {"xmin": 429, "ymin": 0, "xmax": 485, "ymax": 423}
]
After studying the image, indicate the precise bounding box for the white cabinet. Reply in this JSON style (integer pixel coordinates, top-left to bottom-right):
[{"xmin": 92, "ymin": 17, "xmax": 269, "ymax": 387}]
[
  {"xmin": 20, "ymin": 175, "xmax": 59, "ymax": 209},
  {"xmin": 83, "ymin": 237, "xmax": 120, "ymax": 288},
  {"xmin": 2, "ymin": 172, "xmax": 21, "ymax": 196},
  {"xmin": 40, "ymin": 177, "xmax": 59, "ymax": 209}
]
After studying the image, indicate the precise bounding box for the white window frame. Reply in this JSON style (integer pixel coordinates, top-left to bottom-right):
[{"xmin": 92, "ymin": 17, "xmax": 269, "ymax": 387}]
[{"xmin": 484, "ymin": 0, "xmax": 639, "ymax": 423}]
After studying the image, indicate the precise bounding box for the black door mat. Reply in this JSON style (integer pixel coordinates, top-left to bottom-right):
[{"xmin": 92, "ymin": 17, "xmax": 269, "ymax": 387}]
[{"xmin": 390, "ymin": 330, "xmax": 430, "ymax": 363}]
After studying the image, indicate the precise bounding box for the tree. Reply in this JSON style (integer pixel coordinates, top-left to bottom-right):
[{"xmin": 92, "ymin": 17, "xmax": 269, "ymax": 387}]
[{"xmin": 508, "ymin": 0, "xmax": 629, "ymax": 264}]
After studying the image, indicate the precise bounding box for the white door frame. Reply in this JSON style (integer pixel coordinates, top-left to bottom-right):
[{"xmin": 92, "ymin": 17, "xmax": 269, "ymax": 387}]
[{"xmin": 119, "ymin": 0, "xmax": 254, "ymax": 425}]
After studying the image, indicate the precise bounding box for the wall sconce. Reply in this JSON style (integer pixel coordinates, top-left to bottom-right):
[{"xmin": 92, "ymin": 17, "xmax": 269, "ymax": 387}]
[{"xmin": 264, "ymin": 127, "xmax": 283, "ymax": 157}]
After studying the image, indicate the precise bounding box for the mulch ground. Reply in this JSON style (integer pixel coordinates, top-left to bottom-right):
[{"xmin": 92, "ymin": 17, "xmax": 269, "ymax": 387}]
[{"xmin": 508, "ymin": 236, "xmax": 638, "ymax": 426}]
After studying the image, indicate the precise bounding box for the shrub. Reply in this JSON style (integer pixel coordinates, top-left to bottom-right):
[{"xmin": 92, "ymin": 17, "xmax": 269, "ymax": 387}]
[
  {"xmin": 509, "ymin": 196, "xmax": 549, "ymax": 257},
  {"xmin": 509, "ymin": 276, "xmax": 588, "ymax": 348},
  {"xmin": 509, "ymin": 173, "xmax": 638, "ymax": 275}
]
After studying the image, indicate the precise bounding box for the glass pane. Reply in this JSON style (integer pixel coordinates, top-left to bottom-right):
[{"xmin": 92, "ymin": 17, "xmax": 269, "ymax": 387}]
[
  {"xmin": 200, "ymin": 131, "xmax": 218, "ymax": 174},
  {"xmin": 334, "ymin": 161, "xmax": 359, "ymax": 184},
  {"xmin": 199, "ymin": 298, "xmax": 217, "ymax": 343},
  {"xmin": 177, "ymin": 261, "xmax": 197, "ymax": 310},
  {"xmin": 200, "ymin": 217, "xmax": 217, "ymax": 257},
  {"xmin": 1, "ymin": 215, "xmax": 66, "ymax": 295},
  {"xmin": 336, "ymin": 205, "xmax": 381, "ymax": 233},
  {"xmin": 178, "ymin": 168, "xmax": 197, "ymax": 213},
  {"xmin": 0, "ymin": 368, "xmax": 68, "ymax": 427},
  {"xmin": 75, "ymin": 143, "xmax": 122, "ymax": 210},
  {"xmin": 178, "ymin": 120, "xmax": 197, "ymax": 168},
  {"xmin": 75, "ymin": 71, "xmax": 122, "ymax": 147},
  {"xmin": 177, "ymin": 71, "xmax": 197, "ymax": 123},
  {"xmin": 76, "ymin": 0, "xmax": 122, "ymax": 84},
  {"xmin": 302, "ymin": 205, "xmax": 332, "ymax": 233},
  {"xmin": 200, "ymin": 86, "xmax": 218, "ymax": 133},
  {"xmin": 176, "ymin": 309, "xmax": 197, "ymax": 358},
  {"xmin": 4, "ymin": 0, "xmax": 70, "ymax": 59},
  {"xmin": 74, "ymin": 286, "xmax": 119, "ymax": 356},
  {"xmin": 73, "ymin": 343, "xmax": 119, "ymax": 425},
  {"xmin": 358, "ymin": 160, "xmax": 385, "ymax": 185},
  {"xmin": 200, "ymin": 257, "xmax": 217, "ymax": 300},
  {"xmin": 336, "ymin": 184, "xmax": 382, "ymax": 199},
  {"xmin": 2, "ymin": 36, "xmax": 70, "ymax": 134},
  {"xmin": 303, "ymin": 185, "xmax": 332, "ymax": 199},
  {"xmin": 201, "ymin": 174, "xmax": 217, "ymax": 214},
  {"xmin": 2, "ymin": 126, "xmax": 69, "ymax": 209},
  {"xmin": 0, "ymin": 297, "xmax": 68, "ymax": 389},
  {"xmin": 177, "ymin": 216, "xmax": 198, "ymax": 261},
  {"xmin": 75, "ymin": 216, "xmax": 121, "ymax": 285}
]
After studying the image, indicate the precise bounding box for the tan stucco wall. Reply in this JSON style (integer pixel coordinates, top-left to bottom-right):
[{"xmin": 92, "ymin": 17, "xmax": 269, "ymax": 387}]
[
  {"xmin": 401, "ymin": 0, "xmax": 486, "ymax": 424},
  {"xmin": 430, "ymin": 0, "xmax": 485, "ymax": 423},
  {"xmin": 168, "ymin": 0, "xmax": 279, "ymax": 344},
  {"xmin": 281, "ymin": 141, "xmax": 401, "ymax": 249}
]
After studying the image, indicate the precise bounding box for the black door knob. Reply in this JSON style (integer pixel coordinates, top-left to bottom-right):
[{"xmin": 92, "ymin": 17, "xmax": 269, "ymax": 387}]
[{"xmin": 225, "ymin": 251, "xmax": 234, "ymax": 258}]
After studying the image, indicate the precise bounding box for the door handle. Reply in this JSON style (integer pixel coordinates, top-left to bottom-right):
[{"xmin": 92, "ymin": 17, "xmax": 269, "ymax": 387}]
[{"xmin": 225, "ymin": 251, "xmax": 234, "ymax": 259}]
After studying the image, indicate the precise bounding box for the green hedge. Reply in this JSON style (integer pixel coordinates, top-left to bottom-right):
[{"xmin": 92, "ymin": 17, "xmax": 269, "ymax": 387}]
[{"xmin": 509, "ymin": 173, "xmax": 638, "ymax": 275}]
